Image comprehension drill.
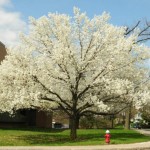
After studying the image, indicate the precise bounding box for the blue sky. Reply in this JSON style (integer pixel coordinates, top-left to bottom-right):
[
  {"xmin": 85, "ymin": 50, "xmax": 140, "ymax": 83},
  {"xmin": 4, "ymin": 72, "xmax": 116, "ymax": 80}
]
[
  {"xmin": 1, "ymin": 0, "xmax": 150, "ymax": 46},
  {"xmin": 11, "ymin": 0, "xmax": 150, "ymax": 25}
]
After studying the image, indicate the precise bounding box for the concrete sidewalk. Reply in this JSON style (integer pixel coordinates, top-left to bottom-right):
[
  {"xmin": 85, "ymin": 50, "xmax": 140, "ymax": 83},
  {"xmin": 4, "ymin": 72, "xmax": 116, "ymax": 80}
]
[{"xmin": 0, "ymin": 142, "xmax": 150, "ymax": 150}]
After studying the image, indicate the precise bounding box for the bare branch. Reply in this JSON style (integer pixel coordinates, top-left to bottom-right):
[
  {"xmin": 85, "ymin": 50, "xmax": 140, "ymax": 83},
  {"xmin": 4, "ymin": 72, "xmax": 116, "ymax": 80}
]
[
  {"xmin": 58, "ymin": 102, "xmax": 71, "ymax": 116},
  {"xmin": 136, "ymin": 37, "xmax": 150, "ymax": 43},
  {"xmin": 125, "ymin": 21, "xmax": 141, "ymax": 35},
  {"xmin": 126, "ymin": 20, "xmax": 150, "ymax": 43}
]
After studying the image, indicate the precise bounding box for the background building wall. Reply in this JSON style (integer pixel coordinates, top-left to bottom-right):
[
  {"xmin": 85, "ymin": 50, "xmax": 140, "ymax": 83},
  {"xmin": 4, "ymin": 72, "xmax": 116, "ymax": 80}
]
[
  {"xmin": 0, "ymin": 42, "xmax": 6, "ymax": 62},
  {"xmin": 0, "ymin": 42, "xmax": 53, "ymax": 128}
]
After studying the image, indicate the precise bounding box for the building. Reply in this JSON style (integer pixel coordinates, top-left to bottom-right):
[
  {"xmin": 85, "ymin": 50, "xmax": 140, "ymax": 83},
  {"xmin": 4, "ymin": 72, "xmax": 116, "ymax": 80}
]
[
  {"xmin": 0, "ymin": 41, "xmax": 52, "ymax": 128},
  {"xmin": 0, "ymin": 41, "xmax": 6, "ymax": 63}
]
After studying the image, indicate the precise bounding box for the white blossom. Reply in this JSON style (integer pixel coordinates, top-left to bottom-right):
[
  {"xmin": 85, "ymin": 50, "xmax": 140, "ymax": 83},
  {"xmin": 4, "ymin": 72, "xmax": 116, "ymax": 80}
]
[{"xmin": 0, "ymin": 8, "xmax": 150, "ymax": 117}]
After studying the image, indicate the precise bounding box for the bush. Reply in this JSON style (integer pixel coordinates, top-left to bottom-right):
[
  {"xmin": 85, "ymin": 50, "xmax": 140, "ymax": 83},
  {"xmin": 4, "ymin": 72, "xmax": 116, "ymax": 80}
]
[{"xmin": 80, "ymin": 115, "xmax": 112, "ymax": 129}]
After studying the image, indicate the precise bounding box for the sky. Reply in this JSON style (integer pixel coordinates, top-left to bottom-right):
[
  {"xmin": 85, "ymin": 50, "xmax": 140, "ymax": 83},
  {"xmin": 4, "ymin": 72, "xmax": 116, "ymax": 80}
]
[{"xmin": 1, "ymin": 0, "xmax": 150, "ymax": 46}]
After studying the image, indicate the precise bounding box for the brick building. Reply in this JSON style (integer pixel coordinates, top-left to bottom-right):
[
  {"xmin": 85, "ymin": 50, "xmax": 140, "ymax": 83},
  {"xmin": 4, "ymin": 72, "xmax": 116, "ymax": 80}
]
[
  {"xmin": 0, "ymin": 41, "xmax": 52, "ymax": 128},
  {"xmin": 0, "ymin": 41, "xmax": 6, "ymax": 63}
]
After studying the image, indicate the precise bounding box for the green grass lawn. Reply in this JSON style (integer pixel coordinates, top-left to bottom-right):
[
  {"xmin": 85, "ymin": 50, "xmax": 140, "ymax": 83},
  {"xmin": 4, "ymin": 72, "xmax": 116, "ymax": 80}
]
[{"xmin": 0, "ymin": 127, "xmax": 149, "ymax": 146}]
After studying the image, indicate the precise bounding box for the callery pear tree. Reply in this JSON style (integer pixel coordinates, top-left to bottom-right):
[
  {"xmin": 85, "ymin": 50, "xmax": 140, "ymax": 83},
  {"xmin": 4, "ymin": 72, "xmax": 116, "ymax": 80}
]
[{"xmin": 0, "ymin": 8, "xmax": 150, "ymax": 140}]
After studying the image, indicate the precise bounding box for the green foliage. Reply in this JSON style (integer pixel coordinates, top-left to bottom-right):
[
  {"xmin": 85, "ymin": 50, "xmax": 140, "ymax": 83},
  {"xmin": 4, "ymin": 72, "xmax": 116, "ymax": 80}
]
[
  {"xmin": 142, "ymin": 112, "xmax": 150, "ymax": 127},
  {"xmin": 80, "ymin": 116, "xmax": 111, "ymax": 129},
  {"xmin": 0, "ymin": 128, "xmax": 149, "ymax": 146},
  {"xmin": 80, "ymin": 116, "xmax": 95, "ymax": 129}
]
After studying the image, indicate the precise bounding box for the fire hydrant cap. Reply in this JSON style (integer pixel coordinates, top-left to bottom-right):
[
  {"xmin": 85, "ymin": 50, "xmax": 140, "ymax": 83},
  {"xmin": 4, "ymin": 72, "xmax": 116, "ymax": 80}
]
[{"xmin": 106, "ymin": 130, "xmax": 110, "ymax": 133}]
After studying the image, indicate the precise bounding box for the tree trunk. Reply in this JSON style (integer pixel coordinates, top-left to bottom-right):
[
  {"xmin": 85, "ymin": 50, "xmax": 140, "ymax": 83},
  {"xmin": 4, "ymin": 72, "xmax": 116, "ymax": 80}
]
[
  {"xmin": 76, "ymin": 116, "xmax": 80, "ymax": 129},
  {"xmin": 70, "ymin": 116, "xmax": 78, "ymax": 140},
  {"xmin": 69, "ymin": 115, "xmax": 80, "ymax": 129},
  {"xmin": 125, "ymin": 106, "xmax": 131, "ymax": 129}
]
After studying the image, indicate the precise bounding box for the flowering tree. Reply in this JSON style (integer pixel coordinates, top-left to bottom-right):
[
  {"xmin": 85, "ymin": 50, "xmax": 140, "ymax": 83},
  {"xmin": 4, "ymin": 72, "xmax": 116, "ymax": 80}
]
[{"xmin": 0, "ymin": 8, "xmax": 150, "ymax": 139}]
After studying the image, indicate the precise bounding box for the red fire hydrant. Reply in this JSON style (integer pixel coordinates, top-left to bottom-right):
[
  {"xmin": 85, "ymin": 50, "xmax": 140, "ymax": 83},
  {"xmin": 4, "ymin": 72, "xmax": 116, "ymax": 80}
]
[{"xmin": 105, "ymin": 130, "xmax": 111, "ymax": 144}]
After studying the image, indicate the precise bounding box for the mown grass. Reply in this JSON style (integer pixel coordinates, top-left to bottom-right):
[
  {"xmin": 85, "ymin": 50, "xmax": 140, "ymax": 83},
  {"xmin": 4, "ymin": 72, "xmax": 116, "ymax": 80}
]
[{"xmin": 0, "ymin": 127, "xmax": 149, "ymax": 146}]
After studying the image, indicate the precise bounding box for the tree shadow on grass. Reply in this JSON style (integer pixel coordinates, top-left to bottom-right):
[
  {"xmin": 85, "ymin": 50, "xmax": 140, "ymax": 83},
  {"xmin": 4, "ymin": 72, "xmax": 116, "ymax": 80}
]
[
  {"xmin": 16, "ymin": 134, "xmax": 72, "ymax": 145},
  {"xmin": 14, "ymin": 131, "xmax": 149, "ymax": 145},
  {"xmin": 0, "ymin": 127, "xmax": 66, "ymax": 133},
  {"xmin": 15, "ymin": 132, "xmax": 102, "ymax": 145}
]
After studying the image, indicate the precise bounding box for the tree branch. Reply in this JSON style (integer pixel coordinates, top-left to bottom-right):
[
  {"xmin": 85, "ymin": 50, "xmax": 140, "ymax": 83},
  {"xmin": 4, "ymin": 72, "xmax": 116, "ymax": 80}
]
[
  {"xmin": 32, "ymin": 75, "xmax": 72, "ymax": 109},
  {"xmin": 125, "ymin": 21, "xmax": 141, "ymax": 35}
]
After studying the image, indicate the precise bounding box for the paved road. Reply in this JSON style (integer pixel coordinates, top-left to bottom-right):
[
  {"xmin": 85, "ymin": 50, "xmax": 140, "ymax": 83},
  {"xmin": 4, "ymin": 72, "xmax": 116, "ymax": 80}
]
[
  {"xmin": 0, "ymin": 129, "xmax": 149, "ymax": 150},
  {"xmin": 134, "ymin": 128, "xmax": 150, "ymax": 136}
]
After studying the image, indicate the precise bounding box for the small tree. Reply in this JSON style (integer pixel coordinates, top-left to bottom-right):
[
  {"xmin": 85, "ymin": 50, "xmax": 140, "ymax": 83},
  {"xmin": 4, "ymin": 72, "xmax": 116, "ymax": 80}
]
[{"xmin": 0, "ymin": 8, "xmax": 150, "ymax": 140}]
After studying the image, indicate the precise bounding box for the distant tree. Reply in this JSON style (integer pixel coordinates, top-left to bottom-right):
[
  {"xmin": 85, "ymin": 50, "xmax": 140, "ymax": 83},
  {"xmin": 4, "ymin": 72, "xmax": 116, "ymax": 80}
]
[{"xmin": 124, "ymin": 20, "xmax": 150, "ymax": 129}]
